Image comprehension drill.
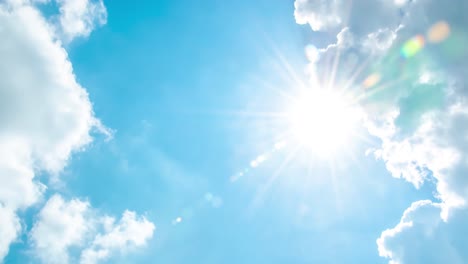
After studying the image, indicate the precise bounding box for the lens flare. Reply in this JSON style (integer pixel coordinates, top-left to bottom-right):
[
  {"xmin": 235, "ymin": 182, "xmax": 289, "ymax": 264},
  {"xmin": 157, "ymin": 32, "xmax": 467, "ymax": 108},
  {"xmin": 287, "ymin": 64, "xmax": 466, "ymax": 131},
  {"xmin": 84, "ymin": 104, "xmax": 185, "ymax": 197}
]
[
  {"xmin": 427, "ymin": 21, "xmax": 451, "ymax": 43},
  {"xmin": 362, "ymin": 73, "xmax": 381, "ymax": 89},
  {"xmin": 401, "ymin": 35, "xmax": 425, "ymax": 58}
]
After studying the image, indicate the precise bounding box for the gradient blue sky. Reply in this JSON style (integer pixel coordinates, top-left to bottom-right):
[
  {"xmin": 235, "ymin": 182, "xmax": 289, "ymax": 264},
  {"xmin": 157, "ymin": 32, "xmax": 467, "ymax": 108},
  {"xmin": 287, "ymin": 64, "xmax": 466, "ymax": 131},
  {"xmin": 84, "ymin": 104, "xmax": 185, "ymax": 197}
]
[{"xmin": 2, "ymin": 0, "xmax": 468, "ymax": 263}]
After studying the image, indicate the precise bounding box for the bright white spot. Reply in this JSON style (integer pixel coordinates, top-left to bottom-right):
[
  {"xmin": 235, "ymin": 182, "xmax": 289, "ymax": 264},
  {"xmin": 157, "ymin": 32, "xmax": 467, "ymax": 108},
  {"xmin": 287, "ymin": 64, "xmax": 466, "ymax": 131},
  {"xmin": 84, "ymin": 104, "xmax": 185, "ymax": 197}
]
[
  {"xmin": 250, "ymin": 160, "xmax": 258, "ymax": 168},
  {"xmin": 172, "ymin": 217, "xmax": 183, "ymax": 225},
  {"xmin": 394, "ymin": 0, "xmax": 408, "ymax": 6},
  {"xmin": 274, "ymin": 141, "xmax": 287, "ymax": 150},
  {"xmin": 286, "ymin": 88, "xmax": 361, "ymax": 157},
  {"xmin": 256, "ymin": 155, "xmax": 266, "ymax": 163}
]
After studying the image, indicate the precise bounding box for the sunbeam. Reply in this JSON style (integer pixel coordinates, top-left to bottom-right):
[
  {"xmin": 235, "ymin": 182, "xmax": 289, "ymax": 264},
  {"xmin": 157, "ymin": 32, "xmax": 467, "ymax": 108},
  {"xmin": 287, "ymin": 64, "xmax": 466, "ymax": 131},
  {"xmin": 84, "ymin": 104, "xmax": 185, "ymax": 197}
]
[{"xmin": 224, "ymin": 19, "xmax": 456, "ymax": 218}]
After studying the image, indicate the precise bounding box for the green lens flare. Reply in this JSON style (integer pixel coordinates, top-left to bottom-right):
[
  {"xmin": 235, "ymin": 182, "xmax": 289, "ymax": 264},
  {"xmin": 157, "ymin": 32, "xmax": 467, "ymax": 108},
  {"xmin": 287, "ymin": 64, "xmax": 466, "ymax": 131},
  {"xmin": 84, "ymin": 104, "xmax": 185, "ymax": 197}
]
[{"xmin": 401, "ymin": 35, "xmax": 425, "ymax": 58}]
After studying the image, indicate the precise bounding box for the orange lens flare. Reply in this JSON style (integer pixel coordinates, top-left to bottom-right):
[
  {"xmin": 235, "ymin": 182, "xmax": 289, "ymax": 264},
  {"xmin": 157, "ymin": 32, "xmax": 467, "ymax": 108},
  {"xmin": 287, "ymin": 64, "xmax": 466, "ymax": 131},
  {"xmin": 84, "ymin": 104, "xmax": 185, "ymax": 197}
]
[{"xmin": 427, "ymin": 21, "xmax": 451, "ymax": 43}]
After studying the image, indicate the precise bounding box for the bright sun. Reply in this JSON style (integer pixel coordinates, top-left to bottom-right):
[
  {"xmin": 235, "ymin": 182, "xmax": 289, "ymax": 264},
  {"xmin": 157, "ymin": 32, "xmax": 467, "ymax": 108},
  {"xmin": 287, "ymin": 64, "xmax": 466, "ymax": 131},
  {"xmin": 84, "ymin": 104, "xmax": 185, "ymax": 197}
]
[{"xmin": 286, "ymin": 88, "xmax": 361, "ymax": 157}]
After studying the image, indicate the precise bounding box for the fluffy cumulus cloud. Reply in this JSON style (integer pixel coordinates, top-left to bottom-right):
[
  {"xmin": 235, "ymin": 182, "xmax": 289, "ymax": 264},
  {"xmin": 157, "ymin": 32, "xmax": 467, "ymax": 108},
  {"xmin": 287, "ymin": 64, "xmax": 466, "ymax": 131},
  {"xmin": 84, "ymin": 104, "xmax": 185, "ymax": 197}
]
[
  {"xmin": 0, "ymin": 0, "xmax": 154, "ymax": 262},
  {"xmin": 377, "ymin": 201, "xmax": 468, "ymax": 264},
  {"xmin": 369, "ymin": 101, "xmax": 468, "ymax": 211},
  {"xmin": 370, "ymin": 86, "xmax": 468, "ymax": 263},
  {"xmin": 30, "ymin": 195, "xmax": 155, "ymax": 264},
  {"xmin": 294, "ymin": 0, "xmax": 343, "ymax": 31},
  {"xmin": 295, "ymin": 0, "xmax": 468, "ymax": 263},
  {"xmin": 30, "ymin": 195, "xmax": 92, "ymax": 264},
  {"xmin": 0, "ymin": 206, "xmax": 21, "ymax": 260},
  {"xmin": 56, "ymin": 0, "xmax": 107, "ymax": 42},
  {"xmin": 80, "ymin": 211, "xmax": 156, "ymax": 264},
  {"xmin": 294, "ymin": 0, "xmax": 402, "ymax": 34},
  {"xmin": 0, "ymin": 1, "xmax": 95, "ymax": 258}
]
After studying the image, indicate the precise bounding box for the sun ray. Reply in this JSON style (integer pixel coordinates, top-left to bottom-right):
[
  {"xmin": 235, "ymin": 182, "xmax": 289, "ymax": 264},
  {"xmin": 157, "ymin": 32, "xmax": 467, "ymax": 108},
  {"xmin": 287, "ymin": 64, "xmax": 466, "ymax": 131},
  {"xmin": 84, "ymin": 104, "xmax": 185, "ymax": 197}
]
[
  {"xmin": 353, "ymin": 75, "xmax": 408, "ymax": 104},
  {"xmin": 269, "ymin": 44, "xmax": 308, "ymax": 93},
  {"xmin": 327, "ymin": 157, "xmax": 344, "ymax": 217},
  {"xmin": 222, "ymin": 36, "xmax": 382, "ymax": 214},
  {"xmin": 207, "ymin": 109, "xmax": 285, "ymax": 118},
  {"xmin": 250, "ymin": 75, "xmax": 297, "ymax": 102},
  {"xmin": 339, "ymin": 54, "xmax": 374, "ymax": 93},
  {"xmin": 327, "ymin": 39, "xmax": 344, "ymax": 91},
  {"xmin": 249, "ymin": 145, "xmax": 300, "ymax": 210}
]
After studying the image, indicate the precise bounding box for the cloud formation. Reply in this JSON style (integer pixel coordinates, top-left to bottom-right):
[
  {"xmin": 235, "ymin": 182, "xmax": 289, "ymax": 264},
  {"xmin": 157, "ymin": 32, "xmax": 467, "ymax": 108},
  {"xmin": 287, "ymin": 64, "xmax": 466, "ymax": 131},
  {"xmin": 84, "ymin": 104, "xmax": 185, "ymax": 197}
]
[
  {"xmin": 294, "ymin": 0, "xmax": 468, "ymax": 263},
  {"xmin": 80, "ymin": 211, "xmax": 155, "ymax": 264},
  {"xmin": 0, "ymin": 206, "xmax": 21, "ymax": 261},
  {"xmin": 56, "ymin": 0, "xmax": 107, "ymax": 42},
  {"xmin": 377, "ymin": 200, "xmax": 468, "ymax": 264},
  {"xmin": 30, "ymin": 195, "xmax": 92, "ymax": 264},
  {"xmin": 0, "ymin": 1, "xmax": 96, "ymax": 258},
  {"xmin": 294, "ymin": 0, "xmax": 343, "ymax": 31},
  {"xmin": 0, "ymin": 0, "xmax": 154, "ymax": 262},
  {"xmin": 30, "ymin": 195, "xmax": 155, "ymax": 264},
  {"xmin": 294, "ymin": 0, "xmax": 402, "ymax": 35}
]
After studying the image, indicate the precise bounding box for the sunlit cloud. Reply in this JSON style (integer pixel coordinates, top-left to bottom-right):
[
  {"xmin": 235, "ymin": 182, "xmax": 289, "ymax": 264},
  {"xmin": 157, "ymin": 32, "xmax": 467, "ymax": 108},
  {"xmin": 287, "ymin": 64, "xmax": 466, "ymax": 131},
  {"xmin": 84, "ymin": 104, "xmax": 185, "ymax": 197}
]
[
  {"xmin": 297, "ymin": 4, "xmax": 466, "ymax": 264},
  {"xmin": 293, "ymin": 0, "xmax": 468, "ymax": 262}
]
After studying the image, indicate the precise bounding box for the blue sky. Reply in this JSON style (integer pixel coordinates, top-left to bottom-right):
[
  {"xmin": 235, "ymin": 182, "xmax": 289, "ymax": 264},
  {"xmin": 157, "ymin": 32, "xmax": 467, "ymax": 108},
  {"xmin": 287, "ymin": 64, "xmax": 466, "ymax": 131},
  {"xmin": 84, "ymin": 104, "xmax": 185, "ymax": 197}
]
[{"xmin": 1, "ymin": 0, "xmax": 468, "ymax": 263}]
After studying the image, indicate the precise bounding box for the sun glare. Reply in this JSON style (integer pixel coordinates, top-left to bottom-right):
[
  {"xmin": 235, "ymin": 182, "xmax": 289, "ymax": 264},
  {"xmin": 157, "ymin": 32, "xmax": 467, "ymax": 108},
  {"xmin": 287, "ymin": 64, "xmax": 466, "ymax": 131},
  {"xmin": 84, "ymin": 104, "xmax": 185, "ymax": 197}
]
[{"xmin": 286, "ymin": 88, "xmax": 361, "ymax": 157}]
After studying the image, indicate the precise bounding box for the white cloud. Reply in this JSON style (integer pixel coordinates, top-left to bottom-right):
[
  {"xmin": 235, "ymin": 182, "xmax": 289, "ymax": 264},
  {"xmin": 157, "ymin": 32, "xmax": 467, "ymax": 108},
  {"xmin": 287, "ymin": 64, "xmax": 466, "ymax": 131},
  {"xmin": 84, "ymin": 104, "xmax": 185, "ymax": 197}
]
[
  {"xmin": 0, "ymin": 0, "xmax": 151, "ymax": 262},
  {"xmin": 30, "ymin": 195, "xmax": 155, "ymax": 264},
  {"xmin": 378, "ymin": 200, "xmax": 468, "ymax": 264},
  {"xmin": 363, "ymin": 28, "xmax": 398, "ymax": 53},
  {"xmin": 318, "ymin": 27, "xmax": 355, "ymax": 53},
  {"xmin": 30, "ymin": 195, "xmax": 92, "ymax": 264},
  {"xmin": 296, "ymin": 0, "xmax": 468, "ymax": 208},
  {"xmin": 365, "ymin": 40, "xmax": 468, "ymax": 264},
  {"xmin": 367, "ymin": 100, "xmax": 468, "ymax": 264},
  {"xmin": 0, "ymin": 0, "xmax": 122, "ymax": 263},
  {"xmin": 295, "ymin": 0, "xmax": 468, "ymax": 263},
  {"xmin": 80, "ymin": 211, "xmax": 155, "ymax": 264},
  {"xmin": 55, "ymin": 0, "xmax": 107, "ymax": 42},
  {"xmin": 0, "ymin": 1, "xmax": 99, "ymax": 258},
  {"xmin": 294, "ymin": 0, "xmax": 342, "ymax": 31},
  {"xmin": 4, "ymin": 0, "xmax": 107, "ymax": 42},
  {"xmin": 0, "ymin": 138, "xmax": 45, "ymax": 210},
  {"xmin": 0, "ymin": 205, "xmax": 21, "ymax": 261},
  {"xmin": 0, "ymin": 1, "xmax": 104, "ymax": 177},
  {"xmin": 294, "ymin": 0, "xmax": 402, "ymax": 34},
  {"xmin": 368, "ymin": 102, "xmax": 468, "ymax": 213}
]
